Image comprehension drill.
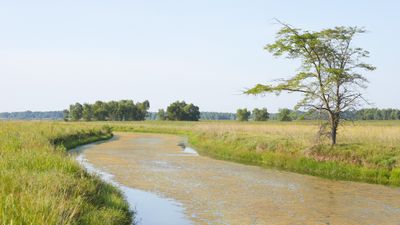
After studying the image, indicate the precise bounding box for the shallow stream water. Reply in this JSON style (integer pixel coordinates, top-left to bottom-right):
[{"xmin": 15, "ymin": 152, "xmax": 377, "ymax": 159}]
[{"xmin": 73, "ymin": 133, "xmax": 400, "ymax": 225}]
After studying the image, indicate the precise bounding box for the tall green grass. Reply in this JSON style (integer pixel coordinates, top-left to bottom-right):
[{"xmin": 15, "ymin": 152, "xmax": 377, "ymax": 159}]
[
  {"xmin": 188, "ymin": 132, "xmax": 400, "ymax": 186},
  {"xmin": 0, "ymin": 121, "xmax": 133, "ymax": 225},
  {"xmin": 1, "ymin": 119, "xmax": 398, "ymax": 225}
]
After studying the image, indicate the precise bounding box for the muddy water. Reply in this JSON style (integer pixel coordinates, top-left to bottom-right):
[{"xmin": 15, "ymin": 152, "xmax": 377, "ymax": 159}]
[
  {"xmin": 81, "ymin": 133, "xmax": 400, "ymax": 225},
  {"xmin": 74, "ymin": 153, "xmax": 192, "ymax": 225}
]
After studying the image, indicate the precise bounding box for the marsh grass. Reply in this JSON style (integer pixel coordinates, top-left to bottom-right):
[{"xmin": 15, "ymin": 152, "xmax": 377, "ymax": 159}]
[
  {"xmin": 1, "ymin": 119, "xmax": 399, "ymax": 225},
  {"xmin": 0, "ymin": 121, "xmax": 132, "ymax": 225},
  {"xmin": 107, "ymin": 120, "xmax": 400, "ymax": 186}
]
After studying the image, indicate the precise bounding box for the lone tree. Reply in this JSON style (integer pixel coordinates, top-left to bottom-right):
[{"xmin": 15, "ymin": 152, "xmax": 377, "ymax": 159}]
[
  {"xmin": 166, "ymin": 101, "xmax": 200, "ymax": 121},
  {"xmin": 69, "ymin": 103, "xmax": 83, "ymax": 121},
  {"xmin": 82, "ymin": 103, "xmax": 93, "ymax": 121},
  {"xmin": 277, "ymin": 108, "xmax": 292, "ymax": 122},
  {"xmin": 236, "ymin": 108, "xmax": 251, "ymax": 121},
  {"xmin": 246, "ymin": 21, "xmax": 375, "ymax": 145},
  {"xmin": 252, "ymin": 108, "xmax": 269, "ymax": 121}
]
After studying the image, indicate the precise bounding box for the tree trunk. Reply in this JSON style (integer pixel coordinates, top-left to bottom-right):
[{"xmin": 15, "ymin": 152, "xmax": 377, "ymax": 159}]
[
  {"xmin": 331, "ymin": 124, "xmax": 337, "ymax": 145},
  {"xmin": 330, "ymin": 113, "xmax": 339, "ymax": 146}
]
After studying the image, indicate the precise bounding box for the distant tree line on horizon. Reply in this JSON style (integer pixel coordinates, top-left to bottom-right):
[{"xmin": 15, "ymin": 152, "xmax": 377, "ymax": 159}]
[
  {"xmin": 200, "ymin": 112, "xmax": 236, "ymax": 120},
  {"xmin": 1, "ymin": 107, "xmax": 400, "ymax": 121},
  {"xmin": 236, "ymin": 108, "xmax": 270, "ymax": 121},
  {"xmin": 146, "ymin": 111, "xmax": 236, "ymax": 120},
  {"xmin": 63, "ymin": 100, "xmax": 150, "ymax": 121},
  {"xmin": 62, "ymin": 100, "xmax": 201, "ymax": 122},
  {"xmin": 277, "ymin": 108, "xmax": 400, "ymax": 121},
  {"xmin": 274, "ymin": 108, "xmax": 400, "ymax": 121},
  {"xmin": 0, "ymin": 111, "xmax": 63, "ymax": 120},
  {"xmin": 236, "ymin": 108, "xmax": 400, "ymax": 122}
]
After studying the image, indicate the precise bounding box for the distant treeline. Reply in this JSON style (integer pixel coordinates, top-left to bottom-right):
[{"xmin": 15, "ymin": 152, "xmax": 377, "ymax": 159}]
[
  {"xmin": 344, "ymin": 108, "xmax": 400, "ymax": 120},
  {"xmin": 64, "ymin": 100, "xmax": 150, "ymax": 121},
  {"xmin": 285, "ymin": 108, "xmax": 400, "ymax": 121},
  {"xmin": 200, "ymin": 112, "xmax": 236, "ymax": 120},
  {"xmin": 146, "ymin": 111, "xmax": 236, "ymax": 120},
  {"xmin": 1, "ymin": 108, "xmax": 400, "ymax": 121},
  {"xmin": 0, "ymin": 111, "xmax": 63, "ymax": 120},
  {"xmin": 269, "ymin": 108, "xmax": 400, "ymax": 121}
]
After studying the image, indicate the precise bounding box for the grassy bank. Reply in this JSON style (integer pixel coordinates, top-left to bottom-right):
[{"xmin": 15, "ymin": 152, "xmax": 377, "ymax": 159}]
[
  {"xmin": 1, "ymin": 120, "xmax": 398, "ymax": 225},
  {"xmin": 107, "ymin": 120, "xmax": 400, "ymax": 186},
  {"xmin": 0, "ymin": 121, "xmax": 132, "ymax": 225}
]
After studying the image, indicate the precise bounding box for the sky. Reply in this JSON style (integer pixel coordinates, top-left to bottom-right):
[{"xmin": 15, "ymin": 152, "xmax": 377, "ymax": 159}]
[{"xmin": 0, "ymin": 0, "xmax": 399, "ymax": 113}]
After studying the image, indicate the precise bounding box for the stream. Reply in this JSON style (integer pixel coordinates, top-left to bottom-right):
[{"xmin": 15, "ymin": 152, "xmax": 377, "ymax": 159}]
[{"xmin": 71, "ymin": 132, "xmax": 400, "ymax": 225}]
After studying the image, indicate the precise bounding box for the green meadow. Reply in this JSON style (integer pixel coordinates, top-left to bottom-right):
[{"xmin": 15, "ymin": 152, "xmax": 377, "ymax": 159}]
[{"xmin": 2, "ymin": 120, "xmax": 400, "ymax": 224}]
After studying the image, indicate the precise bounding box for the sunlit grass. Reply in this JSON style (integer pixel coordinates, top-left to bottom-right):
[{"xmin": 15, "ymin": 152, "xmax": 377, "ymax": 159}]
[
  {"xmin": 0, "ymin": 121, "xmax": 132, "ymax": 225},
  {"xmin": 1, "ymin": 119, "xmax": 399, "ymax": 225}
]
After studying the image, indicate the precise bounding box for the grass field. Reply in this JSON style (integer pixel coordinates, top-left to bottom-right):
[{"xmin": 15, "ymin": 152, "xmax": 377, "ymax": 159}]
[
  {"xmin": 0, "ymin": 121, "xmax": 132, "ymax": 225},
  {"xmin": 108, "ymin": 120, "xmax": 400, "ymax": 186},
  {"xmin": 1, "ymin": 120, "xmax": 399, "ymax": 224}
]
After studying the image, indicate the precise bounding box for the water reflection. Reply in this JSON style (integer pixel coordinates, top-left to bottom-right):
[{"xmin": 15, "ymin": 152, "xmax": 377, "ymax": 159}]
[
  {"xmin": 73, "ymin": 146, "xmax": 193, "ymax": 225},
  {"xmin": 178, "ymin": 142, "xmax": 199, "ymax": 155}
]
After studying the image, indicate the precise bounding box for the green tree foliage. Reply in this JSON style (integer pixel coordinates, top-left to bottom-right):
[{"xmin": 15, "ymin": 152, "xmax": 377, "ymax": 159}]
[
  {"xmin": 3, "ymin": 108, "xmax": 400, "ymax": 121},
  {"xmin": 157, "ymin": 109, "xmax": 166, "ymax": 120},
  {"xmin": 246, "ymin": 21, "xmax": 375, "ymax": 145},
  {"xmin": 277, "ymin": 108, "xmax": 293, "ymax": 121},
  {"xmin": 166, "ymin": 101, "xmax": 200, "ymax": 121},
  {"xmin": 252, "ymin": 108, "xmax": 269, "ymax": 121},
  {"xmin": 106, "ymin": 101, "xmax": 119, "ymax": 121},
  {"xmin": 69, "ymin": 103, "xmax": 83, "ymax": 121},
  {"xmin": 92, "ymin": 101, "xmax": 108, "ymax": 121},
  {"xmin": 65, "ymin": 100, "xmax": 150, "ymax": 121},
  {"xmin": 136, "ymin": 100, "xmax": 150, "ymax": 120},
  {"xmin": 236, "ymin": 108, "xmax": 250, "ymax": 121},
  {"xmin": 354, "ymin": 108, "xmax": 400, "ymax": 120},
  {"xmin": 390, "ymin": 111, "xmax": 400, "ymax": 120},
  {"xmin": 62, "ymin": 110, "xmax": 69, "ymax": 121},
  {"xmin": 82, "ymin": 103, "xmax": 93, "ymax": 121}
]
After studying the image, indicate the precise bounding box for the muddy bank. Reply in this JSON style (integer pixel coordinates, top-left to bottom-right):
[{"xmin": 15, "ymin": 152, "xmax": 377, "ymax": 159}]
[{"xmin": 82, "ymin": 132, "xmax": 400, "ymax": 224}]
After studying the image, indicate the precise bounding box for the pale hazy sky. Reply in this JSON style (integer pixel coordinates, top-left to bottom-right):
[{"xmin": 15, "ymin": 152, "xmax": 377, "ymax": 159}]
[{"xmin": 1, "ymin": 0, "xmax": 399, "ymax": 113}]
